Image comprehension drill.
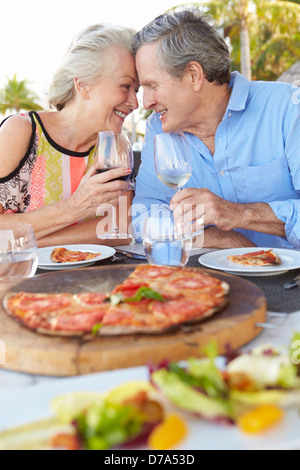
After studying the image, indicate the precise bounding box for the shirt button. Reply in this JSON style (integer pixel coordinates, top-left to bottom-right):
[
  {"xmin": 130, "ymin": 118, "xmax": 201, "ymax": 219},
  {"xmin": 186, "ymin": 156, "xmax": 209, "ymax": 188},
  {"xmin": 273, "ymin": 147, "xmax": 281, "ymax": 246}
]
[
  {"xmin": 228, "ymin": 112, "xmax": 232, "ymax": 117},
  {"xmin": 220, "ymin": 170, "xmax": 225, "ymax": 176}
]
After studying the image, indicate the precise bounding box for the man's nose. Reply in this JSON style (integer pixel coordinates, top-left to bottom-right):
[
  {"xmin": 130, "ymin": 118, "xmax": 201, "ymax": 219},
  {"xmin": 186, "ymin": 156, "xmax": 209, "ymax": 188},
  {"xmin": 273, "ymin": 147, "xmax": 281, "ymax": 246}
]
[{"xmin": 143, "ymin": 90, "xmax": 156, "ymax": 110}]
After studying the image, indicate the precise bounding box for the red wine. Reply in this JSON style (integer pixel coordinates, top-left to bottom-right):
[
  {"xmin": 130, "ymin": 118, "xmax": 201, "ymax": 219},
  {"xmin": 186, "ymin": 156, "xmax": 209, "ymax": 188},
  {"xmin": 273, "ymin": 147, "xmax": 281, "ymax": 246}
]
[{"xmin": 96, "ymin": 168, "xmax": 132, "ymax": 181}]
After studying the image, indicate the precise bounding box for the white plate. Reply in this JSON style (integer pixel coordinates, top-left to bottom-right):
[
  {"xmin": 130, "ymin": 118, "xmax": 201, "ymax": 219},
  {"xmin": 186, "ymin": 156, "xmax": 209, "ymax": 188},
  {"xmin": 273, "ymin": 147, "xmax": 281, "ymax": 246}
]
[
  {"xmin": 199, "ymin": 247, "xmax": 300, "ymax": 277},
  {"xmin": 38, "ymin": 244, "xmax": 115, "ymax": 270},
  {"xmin": 0, "ymin": 365, "xmax": 300, "ymax": 450}
]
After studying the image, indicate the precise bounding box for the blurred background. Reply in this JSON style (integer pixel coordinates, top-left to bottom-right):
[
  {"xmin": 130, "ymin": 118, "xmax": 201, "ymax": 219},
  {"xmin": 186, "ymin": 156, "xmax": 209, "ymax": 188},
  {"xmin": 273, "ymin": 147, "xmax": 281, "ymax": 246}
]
[{"xmin": 0, "ymin": 0, "xmax": 299, "ymax": 147}]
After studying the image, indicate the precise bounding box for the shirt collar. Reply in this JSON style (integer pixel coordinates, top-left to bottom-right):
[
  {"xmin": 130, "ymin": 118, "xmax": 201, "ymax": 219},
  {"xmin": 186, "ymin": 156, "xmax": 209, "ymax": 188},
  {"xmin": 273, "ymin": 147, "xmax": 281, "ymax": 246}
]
[{"xmin": 227, "ymin": 71, "xmax": 251, "ymax": 112}]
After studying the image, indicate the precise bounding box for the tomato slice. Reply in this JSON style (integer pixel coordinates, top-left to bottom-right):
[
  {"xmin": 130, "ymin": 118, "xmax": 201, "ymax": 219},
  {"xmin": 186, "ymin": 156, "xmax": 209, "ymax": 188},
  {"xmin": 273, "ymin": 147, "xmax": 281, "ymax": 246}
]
[
  {"xmin": 18, "ymin": 293, "xmax": 71, "ymax": 312},
  {"xmin": 113, "ymin": 282, "xmax": 149, "ymax": 298},
  {"xmin": 131, "ymin": 266, "xmax": 176, "ymax": 279},
  {"xmin": 74, "ymin": 293, "xmax": 108, "ymax": 305},
  {"xmin": 152, "ymin": 299, "xmax": 206, "ymax": 323},
  {"xmin": 102, "ymin": 308, "xmax": 135, "ymax": 326},
  {"xmin": 167, "ymin": 276, "xmax": 219, "ymax": 290},
  {"xmin": 54, "ymin": 308, "xmax": 106, "ymax": 331}
]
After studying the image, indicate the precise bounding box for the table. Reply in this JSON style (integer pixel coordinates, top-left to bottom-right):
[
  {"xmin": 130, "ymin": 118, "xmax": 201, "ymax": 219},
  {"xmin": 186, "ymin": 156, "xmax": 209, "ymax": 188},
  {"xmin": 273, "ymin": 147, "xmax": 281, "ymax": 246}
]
[
  {"xmin": 0, "ymin": 244, "xmax": 300, "ymax": 390},
  {"xmin": 1, "ymin": 244, "xmax": 300, "ymax": 451}
]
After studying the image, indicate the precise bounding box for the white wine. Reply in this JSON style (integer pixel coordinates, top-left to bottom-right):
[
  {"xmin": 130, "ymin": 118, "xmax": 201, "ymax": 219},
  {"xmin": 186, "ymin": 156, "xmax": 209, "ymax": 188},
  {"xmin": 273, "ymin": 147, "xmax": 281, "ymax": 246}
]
[
  {"xmin": 143, "ymin": 239, "xmax": 191, "ymax": 267},
  {"xmin": 157, "ymin": 173, "xmax": 192, "ymax": 189}
]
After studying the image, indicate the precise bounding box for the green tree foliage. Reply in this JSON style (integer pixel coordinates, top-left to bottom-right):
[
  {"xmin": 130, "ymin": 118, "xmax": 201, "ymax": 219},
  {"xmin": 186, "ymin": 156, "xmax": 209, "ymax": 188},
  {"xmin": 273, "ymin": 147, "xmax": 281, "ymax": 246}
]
[
  {"xmin": 253, "ymin": 1, "xmax": 300, "ymax": 80},
  {"xmin": 170, "ymin": 1, "xmax": 300, "ymax": 80},
  {"xmin": 0, "ymin": 75, "xmax": 43, "ymax": 115}
]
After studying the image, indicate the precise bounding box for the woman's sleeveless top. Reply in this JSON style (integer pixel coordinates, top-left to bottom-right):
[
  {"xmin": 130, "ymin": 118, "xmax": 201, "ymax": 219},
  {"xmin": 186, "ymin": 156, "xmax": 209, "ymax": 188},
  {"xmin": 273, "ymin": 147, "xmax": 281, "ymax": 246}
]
[{"xmin": 0, "ymin": 111, "xmax": 96, "ymax": 213}]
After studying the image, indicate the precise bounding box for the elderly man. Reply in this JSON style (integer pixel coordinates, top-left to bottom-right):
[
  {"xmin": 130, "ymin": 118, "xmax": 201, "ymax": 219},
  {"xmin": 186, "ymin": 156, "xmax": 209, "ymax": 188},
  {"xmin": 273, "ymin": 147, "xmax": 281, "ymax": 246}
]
[{"xmin": 131, "ymin": 8, "xmax": 300, "ymax": 249}]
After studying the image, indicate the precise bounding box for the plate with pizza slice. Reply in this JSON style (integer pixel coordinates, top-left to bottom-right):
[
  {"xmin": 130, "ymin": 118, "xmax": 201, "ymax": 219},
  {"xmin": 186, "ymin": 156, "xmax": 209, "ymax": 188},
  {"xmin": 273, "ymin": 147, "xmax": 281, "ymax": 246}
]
[
  {"xmin": 199, "ymin": 247, "xmax": 300, "ymax": 276},
  {"xmin": 38, "ymin": 244, "xmax": 116, "ymax": 270}
]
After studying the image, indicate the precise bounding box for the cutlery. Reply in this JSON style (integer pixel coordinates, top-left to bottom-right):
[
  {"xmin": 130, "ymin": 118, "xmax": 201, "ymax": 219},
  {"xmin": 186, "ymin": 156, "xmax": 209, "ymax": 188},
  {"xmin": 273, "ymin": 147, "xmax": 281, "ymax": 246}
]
[
  {"xmin": 256, "ymin": 312, "xmax": 287, "ymax": 329},
  {"xmin": 283, "ymin": 275, "xmax": 300, "ymax": 290},
  {"xmin": 111, "ymin": 252, "xmax": 126, "ymax": 263},
  {"xmin": 115, "ymin": 249, "xmax": 147, "ymax": 260}
]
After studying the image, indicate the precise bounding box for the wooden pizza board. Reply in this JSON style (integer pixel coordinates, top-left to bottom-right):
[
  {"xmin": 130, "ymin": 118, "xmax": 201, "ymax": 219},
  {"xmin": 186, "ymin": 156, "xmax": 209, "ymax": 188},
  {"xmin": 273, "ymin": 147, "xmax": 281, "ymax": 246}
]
[{"xmin": 0, "ymin": 265, "xmax": 267, "ymax": 377}]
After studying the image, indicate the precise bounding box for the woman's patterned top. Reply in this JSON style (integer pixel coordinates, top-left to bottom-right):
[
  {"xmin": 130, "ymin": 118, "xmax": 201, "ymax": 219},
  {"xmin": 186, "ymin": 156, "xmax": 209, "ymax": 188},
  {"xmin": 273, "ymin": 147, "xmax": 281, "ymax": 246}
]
[{"xmin": 0, "ymin": 111, "xmax": 96, "ymax": 213}]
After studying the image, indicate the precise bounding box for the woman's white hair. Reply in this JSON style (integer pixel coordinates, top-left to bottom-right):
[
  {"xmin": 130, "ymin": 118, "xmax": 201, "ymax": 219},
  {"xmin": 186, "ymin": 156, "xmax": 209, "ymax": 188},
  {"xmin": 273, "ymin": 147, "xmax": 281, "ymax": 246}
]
[{"xmin": 48, "ymin": 23, "xmax": 136, "ymax": 111}]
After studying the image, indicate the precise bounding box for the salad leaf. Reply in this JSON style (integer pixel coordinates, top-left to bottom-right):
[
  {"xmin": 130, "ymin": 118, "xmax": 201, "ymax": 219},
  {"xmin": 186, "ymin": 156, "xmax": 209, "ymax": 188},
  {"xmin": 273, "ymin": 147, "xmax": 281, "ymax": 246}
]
[
  {"xmin": 187, "ymin": 357, "xmax": 229, "ymax": 399},
  {"xmin": 91, "ymin": 323, "xmax": 102, "ymax": 336},
  {"xmin": 52, "ymin": 381, "xmax": 164, "ymax": 450},
  {"xmin": 75, "ymin": 401, "xmax": 143, "ymax": 450},
  {"xmin": 202, "ymin": 340, "xmax": 219, "ymax": 359},
  {"xmin": 169, "ymin": 359, "xmax": 229, "ymax": 400},
  {"xmin": 151, "ymin": 368, "xmax": 234, "ymax": 421},
  {"xmin": 51, "ymin": 391, "xmax": 105, "ymax": 424},
  {"xmin": 230, "ymin": 389, "xmax": 300, "ymax": 411},
  {"xmin": 124, "ymin": 286, "xmax": 166, "ymax": 302},
  {"xmin": 108, "ymin": 287, "xmax": 166, "ymax": 306}
]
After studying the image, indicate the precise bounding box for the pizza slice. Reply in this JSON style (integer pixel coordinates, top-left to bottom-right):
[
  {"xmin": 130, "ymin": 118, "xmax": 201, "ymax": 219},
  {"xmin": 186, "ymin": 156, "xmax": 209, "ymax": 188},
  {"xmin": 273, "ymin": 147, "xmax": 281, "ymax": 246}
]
[
  {"xmin": 227, "ymin": 249, "xmax": 281, "ymax": 267},
  {"xmin": 50, "ymin": 247, "xmax": 101, "ymax": 264}
]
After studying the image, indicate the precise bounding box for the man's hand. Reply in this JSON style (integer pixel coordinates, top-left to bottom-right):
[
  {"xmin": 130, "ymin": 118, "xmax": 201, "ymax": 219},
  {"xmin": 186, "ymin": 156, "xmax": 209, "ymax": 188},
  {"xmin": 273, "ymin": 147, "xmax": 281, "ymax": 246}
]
[
  {"xmin": 170, "ymin": 188, "xmax": 286, "ymax": 237},
  {"xmin": 170, "ymin": 188, "xmax": 242, "ymax": 231}
]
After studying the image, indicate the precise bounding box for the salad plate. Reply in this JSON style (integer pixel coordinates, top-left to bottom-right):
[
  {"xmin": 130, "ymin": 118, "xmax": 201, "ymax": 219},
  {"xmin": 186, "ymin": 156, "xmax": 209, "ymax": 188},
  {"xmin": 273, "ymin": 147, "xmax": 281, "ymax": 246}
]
[{"xmin": 0, "ymin": 364, "xmax": 300, "ymax": 450}]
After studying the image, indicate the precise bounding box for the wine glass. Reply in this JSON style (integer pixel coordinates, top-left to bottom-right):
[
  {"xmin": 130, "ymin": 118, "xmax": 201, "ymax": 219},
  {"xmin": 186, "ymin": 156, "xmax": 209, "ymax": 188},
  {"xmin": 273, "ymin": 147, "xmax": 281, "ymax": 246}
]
[
  {"xmin": 0, "ymin": 223, "xmax": 38, "ymax": 287},
  {"xmin": 95, "ymin": 130, "xmax": 134, "ymax": 240},
  {"xmin": 154, "ymin": 132, "xmax": 192, "ymax": 192},
  {"xmin": 143, "ymin": 208, "xmax": 193, "ymax": 267},
  {"xmin": 154, "ymin": 132, "xmax": 204, "ymax": 241}
]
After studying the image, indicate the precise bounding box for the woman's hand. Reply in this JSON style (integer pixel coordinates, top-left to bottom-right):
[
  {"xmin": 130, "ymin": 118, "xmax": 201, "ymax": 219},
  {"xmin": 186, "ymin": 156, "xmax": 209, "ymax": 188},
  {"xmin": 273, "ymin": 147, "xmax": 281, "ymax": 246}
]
[{"xmin": 66, "ymin": 165, "xmax": 132, "ymax": 221}]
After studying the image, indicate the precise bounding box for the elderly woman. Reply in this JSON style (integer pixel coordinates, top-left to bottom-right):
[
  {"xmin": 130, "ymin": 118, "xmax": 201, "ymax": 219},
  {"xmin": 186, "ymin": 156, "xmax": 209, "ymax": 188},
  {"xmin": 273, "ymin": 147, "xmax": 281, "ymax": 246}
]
[{"xmin": 0, "ymin": 23, "xmax": 139, "ymax": 246}]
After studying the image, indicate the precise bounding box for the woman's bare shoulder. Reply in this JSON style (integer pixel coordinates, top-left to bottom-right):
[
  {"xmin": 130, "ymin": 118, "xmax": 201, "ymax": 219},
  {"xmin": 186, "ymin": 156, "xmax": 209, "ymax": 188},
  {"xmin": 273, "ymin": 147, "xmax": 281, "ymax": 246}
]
[
  {"xmin": 0, "ymin": 114, "xmax": 34, "ymax": 178},
  {"xmin": 0, "ymin": 113, "xmax": 33, "ymax": 135}
]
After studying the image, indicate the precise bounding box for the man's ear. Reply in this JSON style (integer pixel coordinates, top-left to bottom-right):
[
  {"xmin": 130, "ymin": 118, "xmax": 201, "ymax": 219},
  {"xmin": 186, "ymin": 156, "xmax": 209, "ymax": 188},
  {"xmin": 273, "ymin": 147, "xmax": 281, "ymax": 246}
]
[
  {"xmin": 185, "ymin": 61, "xmax": 204, "ymax": 92},
  {"xmin": 74, "ymin": 78, "xmax": 90, "ymax": 99}
]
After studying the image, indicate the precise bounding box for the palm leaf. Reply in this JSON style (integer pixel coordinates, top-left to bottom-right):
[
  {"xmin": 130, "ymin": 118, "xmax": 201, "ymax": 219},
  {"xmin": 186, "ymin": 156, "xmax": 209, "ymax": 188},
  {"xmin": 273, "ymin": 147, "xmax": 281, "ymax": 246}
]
[{"xmin": 0, "ymin": 75, "xmax": 43, "ymax": 115}]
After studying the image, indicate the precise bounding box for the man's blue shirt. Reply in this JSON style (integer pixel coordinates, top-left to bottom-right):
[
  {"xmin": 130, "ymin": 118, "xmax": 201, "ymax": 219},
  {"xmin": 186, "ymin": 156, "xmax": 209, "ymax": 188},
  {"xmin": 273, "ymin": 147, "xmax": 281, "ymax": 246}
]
[{"xmin": 132, "ymin": 72, "xmax": 300, "ymax": 249}]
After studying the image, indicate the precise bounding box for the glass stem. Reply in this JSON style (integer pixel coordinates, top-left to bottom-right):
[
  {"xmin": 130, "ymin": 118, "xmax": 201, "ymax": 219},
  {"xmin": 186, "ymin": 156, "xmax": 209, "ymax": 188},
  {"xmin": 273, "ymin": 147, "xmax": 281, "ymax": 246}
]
[{"xmin": 111, "ymin": 207, "xmax": 119, "ymax": 233}]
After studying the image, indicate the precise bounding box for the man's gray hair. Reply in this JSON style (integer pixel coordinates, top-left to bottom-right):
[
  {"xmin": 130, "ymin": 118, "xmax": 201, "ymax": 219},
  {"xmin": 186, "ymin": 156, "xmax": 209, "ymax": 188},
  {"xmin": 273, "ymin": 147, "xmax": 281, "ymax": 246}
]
[
  {"xmin": 48, "ymin": 23, "xmax": 135, "ymax": 111},
  {"xmin": 132, "ymin": 8, "xmax": 231, "ymax": 85}
]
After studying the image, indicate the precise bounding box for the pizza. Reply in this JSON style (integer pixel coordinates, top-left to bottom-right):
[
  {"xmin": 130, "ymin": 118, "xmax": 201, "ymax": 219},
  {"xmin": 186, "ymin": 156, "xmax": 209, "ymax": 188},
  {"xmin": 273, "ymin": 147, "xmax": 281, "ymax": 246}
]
[
  {"xmin": 227, "ymin": 249, "xmax": 281, "ymax": 267},
  {"xmin": 3, "ymin": 265, "xmax": 230, "ymax": 337},
  {"xmin": 50, "ymin": 247, "xmax": 101, "ymax": 264}
]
